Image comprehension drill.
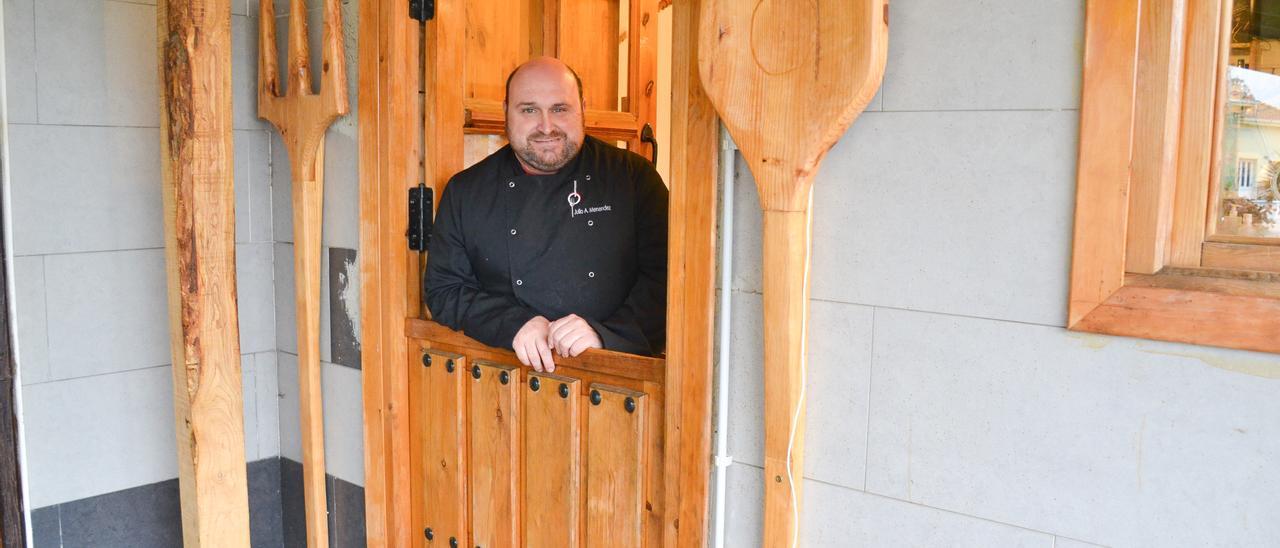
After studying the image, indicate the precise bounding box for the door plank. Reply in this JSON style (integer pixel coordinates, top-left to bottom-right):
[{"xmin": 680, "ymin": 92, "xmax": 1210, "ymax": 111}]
[
  {"xmin": 522, "ymin": 373, "xmax": 582, "ymax": 548},
  {"xmin": 420, "ymin": 350, "xmax": 468, "ymax": 547},
  {"xmin": 468, "ymin": 361, "xmax": 521, "ymax": 548},
  {"xmin": 585, "ymin": 384, "xmax": 647, "ymax": 548}
]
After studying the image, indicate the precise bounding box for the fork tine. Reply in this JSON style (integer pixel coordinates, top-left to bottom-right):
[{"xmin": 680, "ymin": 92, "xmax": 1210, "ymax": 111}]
[
  {"xmin": 287, "ymin": 0, "xmax": 312, "ymax": 96},
  {"xmin": 257, "ymin": 0, "xmax": 279, "ymax": 101},
  {"xmin": 319, "ymin": 0, "xmax": 349, "ymax": 114}
]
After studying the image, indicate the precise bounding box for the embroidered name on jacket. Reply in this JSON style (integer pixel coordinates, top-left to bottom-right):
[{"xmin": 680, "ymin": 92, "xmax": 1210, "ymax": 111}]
[{"xmin": 572, "ymin": 204, "xmax": 613, "ymax": 216}]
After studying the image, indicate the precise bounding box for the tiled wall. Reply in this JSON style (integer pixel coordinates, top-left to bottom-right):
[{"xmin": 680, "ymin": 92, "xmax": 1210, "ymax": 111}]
[
  {"xmin": 721, "ymin": 1, "xmax": 1280, "ymax": 547},
  {"xmin": 4, "ymin": 0, "xmax": 282, "ymax": 521}
]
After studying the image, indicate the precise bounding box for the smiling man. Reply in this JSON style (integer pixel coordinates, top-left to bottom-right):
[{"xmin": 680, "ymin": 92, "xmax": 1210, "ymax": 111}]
[{"xmin": 424, "ymin": 57, "xmax": 668, "ymax": 371}]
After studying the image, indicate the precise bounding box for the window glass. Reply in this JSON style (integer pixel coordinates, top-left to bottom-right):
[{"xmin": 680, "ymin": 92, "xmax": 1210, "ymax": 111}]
[{"xmin": 1219, "ymin": 0, "xmax": 1280, "ymax": 238}]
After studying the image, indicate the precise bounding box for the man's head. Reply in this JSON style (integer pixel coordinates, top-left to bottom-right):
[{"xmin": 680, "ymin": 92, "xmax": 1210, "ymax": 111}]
[{"xmin": 503, "ymin": 57, "xmax": 587, "ymax": 175}]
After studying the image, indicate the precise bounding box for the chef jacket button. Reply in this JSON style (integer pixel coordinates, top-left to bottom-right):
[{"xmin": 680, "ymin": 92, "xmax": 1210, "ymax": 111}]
[
  {"xmin": 510, "ymin": 229, "xmax": 517, "ymax": 235},
  {"xmin": 588, "ymin": 272, "xmax": 595, "ymax": 278},
  {"xmin": 508, "ymin": 181, "xmax": 515, "ymax": 188},
  {"xmin": 585, "ymin": 174, "xmax": 591, "ymax": 181},
  {"xmin": 587, "ymin": 220, "xmax": 594, "ymax": 227},
  {"xmin": 515, "ymin": 279, "xmax": 523, "ymax": 286}
]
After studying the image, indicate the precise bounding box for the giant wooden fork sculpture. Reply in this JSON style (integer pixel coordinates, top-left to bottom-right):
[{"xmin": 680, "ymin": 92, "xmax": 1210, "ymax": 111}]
[{"xmin": 258, "ymin": 1, "xmax": 349, "ymax": 546}]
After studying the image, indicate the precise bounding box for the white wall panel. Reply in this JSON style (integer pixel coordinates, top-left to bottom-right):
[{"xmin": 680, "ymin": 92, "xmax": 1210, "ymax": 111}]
[
  {"xmin": 865, "ymin": 307, "xmax": 1280, "ymax": 546},
  {"xmin": 24, "ymin": 365, "xmax": 177, "ymax": 508},
  {"xmin": 880, "ymin": 0, "xmax": 1083, "ymax": 111},
  {"xmin": 276, "ymin": 352, "xmax": 364, "ymax": 485},
  {"xmin": 13, "ymin": 256, "xmax": 50, "ymax": 384},
  {"xmin": 44, "ymin": 249, "xmax": 170, "ymax": 379},
  {"xmin": 723, "ymin": 463, "xmax": 1054, "ymax": 547},
  {"xmin": 4, "ymin": 0, "xmax": 38, "ymax": 124},
  {"xmin": 9, "ymin": 125, "xmax": 163, "ymax": 255},
  {"xmin": 727, "ymin": 291, "xmax": 875, "ymax": 489},
  {"xmin": 238, "ymin": 242, "xmax": 278, "ymax": 354},
  {"xmin": 34, "ymin": 0, "xmax": 157, "ymax": 126}
]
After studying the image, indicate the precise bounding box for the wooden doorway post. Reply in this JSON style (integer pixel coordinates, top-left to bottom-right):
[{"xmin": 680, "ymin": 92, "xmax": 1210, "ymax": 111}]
[{"xmin": 157, "ymin": 1, "xmax": 251, "ymax": 546}]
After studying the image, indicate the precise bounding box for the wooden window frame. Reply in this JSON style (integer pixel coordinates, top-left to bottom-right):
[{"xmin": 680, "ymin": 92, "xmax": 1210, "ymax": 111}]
[{"xmin": 1069, "ymin": 0, "xmax": 1280, "ymax": 355}]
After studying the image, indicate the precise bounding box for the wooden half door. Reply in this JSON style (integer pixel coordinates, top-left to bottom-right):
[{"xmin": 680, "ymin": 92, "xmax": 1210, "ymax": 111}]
[{"xmin": 409, "ymin": 2, "xmax": 666, "ymax": 548}]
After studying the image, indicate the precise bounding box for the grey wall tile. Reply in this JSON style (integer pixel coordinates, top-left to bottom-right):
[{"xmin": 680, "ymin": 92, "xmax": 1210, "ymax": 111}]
[
  {"xmin": 239, "ymin": 242, "xmax": 278, "ymax": 354},
  {"xmin": 322, "ymin": 124, "xmax": 360, "ymax": 251},
  {"xmin": 321, "ymin": 361, "xmax": 364, "ymax": 484},
  {"xmin": 865, "ymin": 308, "xmax": 1280, "ymax": 546},
  {"xmin": 236, "ymin": 130, "xmax": 275, "ymax": 244},
  {"xmin": 880, "ymin": 0, "xmax": 1084, "ymax": 111},
  {"xmin": 276, "ymin": 353, "xmax": 365, "ymax": 485},
  {"xmin": 9, "ymin": 125, "xmax": 163, "ymax": 255},
  {"xmin": 271, "ymin": 132, "xmax": 293, "ymax": 244},
  {"xmin": 328, "ymin": 247, "xmax": 360, "ymax": 369},
  {"xmin": 234, "ymin": 15, "xmax": 272, "ymax": 131},
  {"xmin": 807, "ymin": 110, "xmax": 1078, "ymax": 326},
  {"xmin": 243, "ymin": 353, "xmax": 260, "ymax": 460},
  {"xmin": 4, "ymin": 0, "xmax": 38, "ymax": 124},
  {"xmin": 277, "ymin": 351, "xmax": 300, "ymax": 460},
  {"xmin": 34, "ymin": 0, "xmax": 158, "ymax": 126},
  {"xmin": 44, "ymin": 249, "xmax": 170, "ymax": 379},
  {"xmin": 24, "ymin": 365, "xmax": 177, "ymax": 508},
  {"xmin": 727, "ymin": 292, "xmax": 874, "ymax": 489},
  {"xmin": 255, "ymin": 352, "xmax": 282, "ymax": 458},
  {"xmin": 724, "ymin": 463, "xmax": 1052, "ymax": 548},
  {"xmin": 58, "ymin": 479, "xmax": 182, "ymax": 548},
  {"xmin": 1054, "ymin": 537, "xmax": 1106, "ymax": 548},
  {"xmin": 14, "ymin": 256, "xmax": 50, "ymax": 384},
  {"xmin": 275, "ymin": 243, "xmax": 297, "ymax": 354},
  {"xmin": 30, "ymin": 505, "xmax": 60, "ymax": 548}
]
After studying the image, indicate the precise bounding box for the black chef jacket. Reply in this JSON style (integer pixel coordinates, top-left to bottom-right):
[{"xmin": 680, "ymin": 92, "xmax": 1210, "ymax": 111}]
[{"xmin": 424, "ymin": 136, "xmax": 668, "ymax": 357}]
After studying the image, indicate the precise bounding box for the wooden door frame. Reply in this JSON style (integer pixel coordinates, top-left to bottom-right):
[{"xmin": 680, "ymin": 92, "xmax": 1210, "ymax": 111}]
[{"xmin": 357, "ymin": 1, "xmax": 719, "ymax": 546}]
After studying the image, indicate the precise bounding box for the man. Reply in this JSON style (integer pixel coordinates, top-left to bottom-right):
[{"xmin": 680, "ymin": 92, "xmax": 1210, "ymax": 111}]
[{"xmin": 424, "ymin": 57, "xmax": 668, "ymax": 372}]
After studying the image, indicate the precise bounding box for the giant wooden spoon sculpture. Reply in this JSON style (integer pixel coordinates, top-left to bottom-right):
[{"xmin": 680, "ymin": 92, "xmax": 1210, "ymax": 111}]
[
  {"xmin": 258, "ymin": 0, "xmax": 349, "ymax": 546},
  {"xmin": 699, "ymin": 1, "xmax": 887, "ymax": 546}
]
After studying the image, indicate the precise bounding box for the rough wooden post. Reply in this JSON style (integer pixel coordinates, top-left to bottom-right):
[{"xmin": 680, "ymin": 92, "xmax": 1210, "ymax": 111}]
[{"xmin": 157, "ymin": 1, "xmax": 252, "ymax": 546}]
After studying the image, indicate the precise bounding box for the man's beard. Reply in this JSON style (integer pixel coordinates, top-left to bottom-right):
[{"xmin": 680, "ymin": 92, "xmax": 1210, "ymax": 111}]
[{"xmin": 513, "ymin": 129, "xmax": 580, "ymax": 173}]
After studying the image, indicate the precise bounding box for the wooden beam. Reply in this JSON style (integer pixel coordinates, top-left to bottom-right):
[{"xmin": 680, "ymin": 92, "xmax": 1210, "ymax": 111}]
[
  {"xmin": 1068, "ymin": 0, "xmax": 1142, "ymax": 327},
  {"xmin": 157, "ymin": 1, "xmax": 251, "ymax": 546},
  {"xmin": 662, "ymin": 0, "xmax": 719, "ymax": 544},
  {"xmin": 1169, "ymin": 0, "xmax": 1225, "ymax": 266},
  {"xmin": 1125, "ymin": 0, "xmax": 1187, "ymax": 274},
  {"xmin": 358, "ymin": 0, "xmax": 420, "ymax": 545}
]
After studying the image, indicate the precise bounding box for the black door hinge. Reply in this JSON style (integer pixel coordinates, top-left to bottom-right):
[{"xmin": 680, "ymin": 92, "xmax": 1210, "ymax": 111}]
[
  {"xmin": 409, "ymin": 0, "xmax": 434, "ymax": 22},
  {"xmin": 407, "ymin": 183, "xmax": 433, "ymax": 251}
]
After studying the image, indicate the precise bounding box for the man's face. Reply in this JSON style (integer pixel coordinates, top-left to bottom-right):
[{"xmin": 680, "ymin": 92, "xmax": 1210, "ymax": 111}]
[{"xmin": 505, "ymin": 64, "xmax": 586, "ymax": 175}]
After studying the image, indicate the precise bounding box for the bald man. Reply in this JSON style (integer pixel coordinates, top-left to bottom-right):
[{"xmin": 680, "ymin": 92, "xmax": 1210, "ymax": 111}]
[{"xmin": 424, "ymin": 58, "xmax": 668, "ymax": 371}]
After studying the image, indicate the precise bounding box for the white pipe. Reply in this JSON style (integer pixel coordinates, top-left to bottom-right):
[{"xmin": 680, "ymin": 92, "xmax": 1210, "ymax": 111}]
[
  {"xmin": 710, "ymin": 124, "xmax": 736, "ymax": 548},
  {"xmin": 0, "ymin": 3, "xmax": 34, "ymax": 544}
]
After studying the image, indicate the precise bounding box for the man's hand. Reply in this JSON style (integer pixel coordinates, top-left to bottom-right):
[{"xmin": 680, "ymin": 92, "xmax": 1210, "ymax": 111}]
[
  {"xmin": 548, "ymin": 314, "xmax": 603, "ymax": 358},
  {"xmin": 513, "ymin": 316, "xmax": 556, "ymax": 372}
]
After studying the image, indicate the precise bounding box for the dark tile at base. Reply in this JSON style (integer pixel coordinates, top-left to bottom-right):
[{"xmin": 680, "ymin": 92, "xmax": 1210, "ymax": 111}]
[
  {"xmin": 281, "ymin": 458, "xmax": 335, "ymax": 548},
  {"xmin": 249, "ymin": 458, "xmax": 285, "ymax": 548},
  {"xmin": 333, "ymin": 478, "xmax": 366, "ymax": 548},
  {"xmin": 30, "ymin": 505, "xmax": 60, "ymax": 548},
  {"xmin": 58, "ymin": 478, "xmax": 182, "ymax": 548}
]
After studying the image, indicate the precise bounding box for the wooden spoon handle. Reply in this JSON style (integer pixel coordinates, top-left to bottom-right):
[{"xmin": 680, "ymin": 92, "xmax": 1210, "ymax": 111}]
[{"xmin": 762, "ymin": 207, "xmax": 814, "ymax": 548}]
